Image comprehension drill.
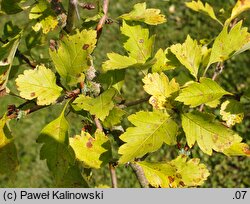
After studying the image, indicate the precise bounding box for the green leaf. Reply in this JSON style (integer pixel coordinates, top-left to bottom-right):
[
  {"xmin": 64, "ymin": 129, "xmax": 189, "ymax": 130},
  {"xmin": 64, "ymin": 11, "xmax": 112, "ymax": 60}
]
[
  {"xmin": 208, "ymin": 21, "xmax": 250, "ymax": 67},
  {"xmin": 151, "ymin": 49, "xmax": 175, "ymax": 72},
  {"xmin": 170, "ymin": 35, "xmax": 204, "ymax": 79},
  {"xmin": 103, "ymin": 107, "xmax": 126, "ymax": 129},
  {"xmin": 1, "ymin": 0, "xmax": 23, "ymax": 14},
  {"xmin": 185, "ymin": 0, "xmax": 221, "ymax": 25},
  {"xmin": 142, "ymin": 72, "xmax": 179, "ymax": 109},
  {"xmin": 120, "ymin": 2, "xmax": 166, "ymax": 25},
  {"xmin": 176, "ymin": 77, "xmax": 230, "ymax": 108},
  {"xmin": 15, "ymin": 65, "xmax": 63, "ymax": 105},
  {"xmin": 29, "ymin": 0, "xmax": 58, "ymax": 34},
  {"xmin": 137, "ymin": 155, "xmax": 209, "ymax": 188},
  {"xmin": 50, "ymin": 29, "xmax": 97, "ymax": 86},
  {"xmin": 220, "ymin": 100, "xmax": 244, "ymax": 127},
  {"xmin": 118, "ymin": 111, "xmax": 178, "ymax": 164},
  {"xmin": 37, "ymin": 103, "xmax": 76, "ymax": 185},
  {"xmin": 182, "ymin": 111, "xmax": 243, "ymax": 155},
  {"xmin": 72, "ymin": 88, "xmax": 116, "ymax": 121},
  {"xmin": 102, "ymin": 21, "xmax": 154, "ymax": 71},
  {"xmin": 223, "ymin": 142, "xmax": 250, "ymax": 157},
  {"xmin": 0, "ymin": 34, "xmax": 21, "ymax": 94},
  {"xmin": 227, "ymin": 0, "xmax": 250, "ymax": 24},
  {"xmin": 0, "ymin": 115, "xmax": 19, "ymax": 175},
  {"xmin": 70, "ymin": 130, "xmax": 111, "ymax": 169}
]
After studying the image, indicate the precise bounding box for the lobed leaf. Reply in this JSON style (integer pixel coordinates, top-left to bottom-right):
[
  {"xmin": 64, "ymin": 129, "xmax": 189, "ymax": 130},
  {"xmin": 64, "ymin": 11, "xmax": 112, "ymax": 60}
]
[
  {"xmin": 102, "ymin": 21, "xmax": 154, "ymax": 72},
  {"xmin": 120, "ymin": 2, "xmax": 166, "ymax": 25},
  {"xmin": 176, "ymin": 77, "xmax": 230, "ymax": 108},
  {"xmin": 227, "ymin": 0, "xmax": 250, "ymax": 24},
  {"xmin": 208, "ymin": 21, "xmax": 250, "ymax": 67},
  {"xmin": 70, "ymin": 130, "xmax": 111, "ymax": 169},
  {"xmin": 143, "ymin": 72, "xmax": 179, "ymax": 109},
  {"xmin": 103, "ymin": 107, "xmax": 126, "ymax": 129},
  {"xmin": 15, "ymin": 65, "xmax": 63, "ymax": 105},
  {"xmin": 170, "ymin": 35, "xmax": 204, "ymax": 79},
  {"xmin": 182, "ymin": 111, "xmax": 243, "ymax": 155},
  {"xmin": 220, "ymin": 100, "xmax": 244, "ymax": 127},
  {"xmin": 223, "ymin": 142, "xmax": 250, "ymax": 157},
  {"xmin": 72, "ymin": 88, "xmax": 116, "ymax": 121},
  {"xmin": 137, "ymin": 155, "xmax": 209, "ymax": 188},
  {"xmin": 185, "ymin": 0, "xmax": 221, "ymax": 24},
  {"xmin": 50, "ymin": 29, "xmax": 97, "ymax": 86},
  {"xmin": 118, "ymin": 111, "xmax": 178, "ymax": 164}
]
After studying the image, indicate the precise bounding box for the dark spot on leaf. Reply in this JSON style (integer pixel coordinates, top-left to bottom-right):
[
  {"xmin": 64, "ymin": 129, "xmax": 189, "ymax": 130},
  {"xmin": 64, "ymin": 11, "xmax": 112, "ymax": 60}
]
[
  {"xmin": 82, "ymin": 44, "xmax": 89, "ymax": 50},
  {"xmin": 86, "ymin": 138, "xmax": 94, "ymax": 148},
  {"xmin": 176, "ymin": 173, "xmax": 182, "ymax": 179},
  {"xmin": 3, "ymin": 58, "xmax": 8, "ymax": 63},
  {"xmin": 168, "ymin": 176, "xmax": 175, "ymax": 183},
  {"xmin": 179, "ymin": 181, "xmax": 185, "ymax": 187},
  {"xmin": 30, "ymin": 92, "xmax": 36, "ymax": 97},
  {"xmin": 139, "ymin": 39, "xmax": 144, "ymax": 43}
]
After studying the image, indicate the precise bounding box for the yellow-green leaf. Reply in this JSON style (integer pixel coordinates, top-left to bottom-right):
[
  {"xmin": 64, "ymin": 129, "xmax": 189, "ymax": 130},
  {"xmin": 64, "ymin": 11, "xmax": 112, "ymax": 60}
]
[
  {"xmin": 50, "ymin": 29, "xmax": 97, "ymax": 86},
  {"xmin": 220, "ymin": 100, "xmax": 244, "ymax": 127},
  {"xmin": 70, "ymin": 130, "xmax": 111, "ymax": 169},
  {"xmin": 182, "ymin": 111, "xmax": 243, "ymax": 155},
  {"xmin": 103, "ymin": 107, "xmax": 126, "ymax": 129},
  {"xmin": 102, "ymin": 21, "xmax": 154, "ymax": 72},
  {"xmin": 72, "ymin": 88, "xmax": 116, "ymax": 121},
  {"xmin": 137, "ymin": 155, "xmax": 209, "ymax": 188},
  {"xmin": 118, "ymin": 111, "xmax": 178, "ymax": 164},
  {"xmin": 15, "ymin": 65, "xmax": 63, "ymax": 105},
  {"xmin": 208, "ymin": 21, "xmax": 250, "ymax": 67},
  {"xmin": 152, "ymin": 49, "xmax": 176, "ymax": 72},
  {"xmin": 170, "ymin": 35, "xmax": 204, "ymax": 79},
  {"xmin": 176, "ymin": 77, "xmax": 230, "ymax": 108},
  {"xmin": 120, "ymin": 2, "xmax": 166, "ymax": 25},
  {"xmin": 223, "ymin": 142, "xmax": 250, "ymax": 157},
  {"xmin": 227, "ymin": 0, "xmax": 250, "ymax": 24},
  {"xmin": 185, "ymin": 0, "xmax": 221, "ymax": 25},
  {"xmin": 0, "ymin": 115, "xmax": 19, "ymax": 175},
  {"xmin": 143, "ymin": 72, "xmax": 179, "ymax": 109},
  {"xmin": 0, "ymin": 33, "xmax": 21, "ymax": 94}
]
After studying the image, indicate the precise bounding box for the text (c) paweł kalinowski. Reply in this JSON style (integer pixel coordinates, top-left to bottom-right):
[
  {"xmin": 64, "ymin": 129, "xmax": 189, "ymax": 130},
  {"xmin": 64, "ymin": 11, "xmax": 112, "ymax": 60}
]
[{"xmin": 20, "ymin": 190, "xmax": 104, "ymax": 200}]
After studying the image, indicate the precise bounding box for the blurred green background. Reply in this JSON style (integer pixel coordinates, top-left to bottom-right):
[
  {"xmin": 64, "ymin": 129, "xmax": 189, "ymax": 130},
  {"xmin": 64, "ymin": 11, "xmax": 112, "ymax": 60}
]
[{"xmin": 0, "ymin": 0, "xmax": 249, "ymax": 187}]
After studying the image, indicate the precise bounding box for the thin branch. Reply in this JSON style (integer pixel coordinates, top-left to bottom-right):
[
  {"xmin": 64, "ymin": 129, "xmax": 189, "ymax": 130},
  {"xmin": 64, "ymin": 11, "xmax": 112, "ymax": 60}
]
[
  {"xmin": 96, "ymin": 0, "xmax": 109, "ymax": 38},
  {"xmin": 65, "ymin": 0, "xmax": 77, "ymax": 33},
  {"xmin": 94, "ymin": 116, "xmax": 103, "ymax": 131},
  {"xmin": 119, "ymin": 96, "xmax": 150, "ymax": 108},
  {"xmin": 129, "ymin": 163, "xmax": 149, "ymax": 188},
  {"xmin": 109, "ymin": 162, "xmax": 118, "ymax": 188}
]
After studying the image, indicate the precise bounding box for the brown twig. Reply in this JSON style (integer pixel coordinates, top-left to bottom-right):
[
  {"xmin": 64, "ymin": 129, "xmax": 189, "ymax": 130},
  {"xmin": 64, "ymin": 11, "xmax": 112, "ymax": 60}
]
[
  {"xmin": 65, "ymin": 0, "xmax": 77, "ymax": 33},
  {"xmin": 119, "ymin": 96, "xmax": 150, "ymax": 108},
  {"xmin": 96, "ymin": 0, "xmax": 109, "ymax": 38},
  {"xmin": 109, "ymin": 162, "xmax": 118, "ymax": 188},
  {"xmin": 129, "ymin": 162, "xmax": 149, "ymax": 188}
]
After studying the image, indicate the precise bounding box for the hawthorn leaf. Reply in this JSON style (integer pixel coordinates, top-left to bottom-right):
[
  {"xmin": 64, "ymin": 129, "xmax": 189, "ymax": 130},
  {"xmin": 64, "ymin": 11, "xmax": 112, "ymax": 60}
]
[
  {"xmin": 138, "ymin": 155, "xmax": 209, "ymax": 188},
  {"xmin": 50, "ymin": 29, "xmax": 97, "ymax": 86},
  {"xmin": 142, "ymin": 72, "xmax": 179, "ymax": 109},
  {"xmin": 151, "ymin": 49, "xmax": 176, "ymax": 72},
  {"xmin": 72, "ymin": 88, "xmax": 116, "ymax": 121},
  {"xmin": 0, "ymin": 33, "xmax": 21, "ymax": 95},
  {"xmin": 182, "ymin": 111, "xmax": 243, "ymax": 155},
  {"xmin": 103, "ymin": 107, "xmax": 126, "ymax": 129},
  {"xmin": 227, "ymin": 0, "xmax": 250, "ymax": 24},
  {"xmin": 170, "ymin": 35, "xmax": 204, "ymax": 79},
  {"xmin": 220, "ymin": 100, "xmax": 244, "ymax": 127},
  {"xmin": 37, "ymin": 102, "xmax": 76, "ymax": 184},
  {"xmin": 208, "ymin": 21, "xmax": 250, "ymax": 67},
  {"xmin": 176, "ymin": 77, "xmax": 231, "ymax": 108},
  {"xmin": 185, "ymin": 0, "xmax": 221, "ymax": 25},
  {"xmin": 15, "ymin": 65, "xmax": 63, "ymax": 105},
  {"xmin": 70, "ymin": 130, "xmax": 111, "ymax": 169},
  {"xmin": 118, "ymin": 111, "xmax": 178, "ymax": 164},
  {"xmin": 102, "ymin": 21, "xmax": 154, "ymax": 71},
  {"xmin": 223, "ymin": 142, "xmax": 250, "ymax": 157},
  {"xmin": 0, "ymin": 115, "xmax": 19, "ymax": 175},
  {"xmin": 1, "ymin": 0, "xmax": 23, "ymax": 14},
  {"xmin": 29, "ymin": 0, "xmax": 58, "ymax": 34},
  {"xmin": 120, "ymin": 2, "xmax": 166, "ymax": 25}
]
